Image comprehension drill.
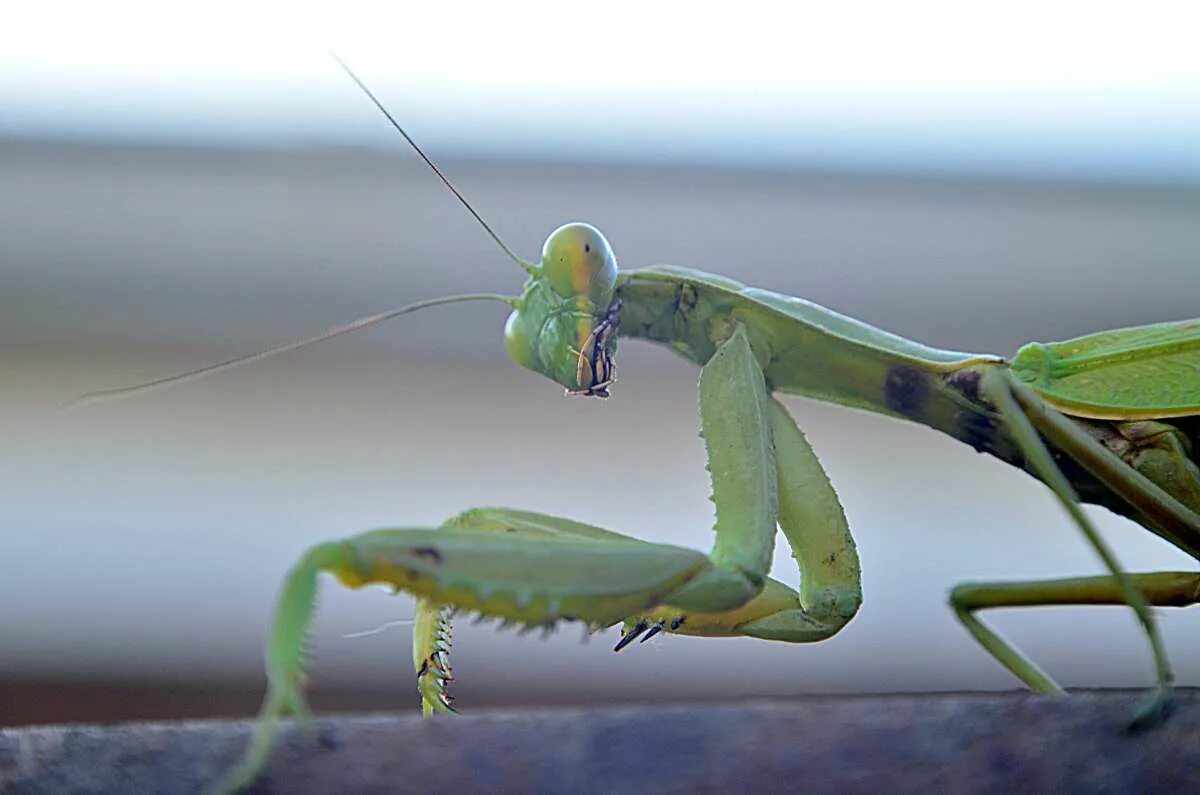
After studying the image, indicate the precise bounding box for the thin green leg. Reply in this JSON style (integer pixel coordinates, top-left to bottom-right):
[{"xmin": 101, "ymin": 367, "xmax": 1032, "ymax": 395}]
[
  {"xmin": 1009, "ymin": 381, "xmax": 1200, "ymax": 556},
  {"xmin": 951, "ymin": 571, "xmax": 1200, "ymax": 697},
  {"xmin": 980, "ymin": 370, "xmax": 1176, "ymax": 726}
]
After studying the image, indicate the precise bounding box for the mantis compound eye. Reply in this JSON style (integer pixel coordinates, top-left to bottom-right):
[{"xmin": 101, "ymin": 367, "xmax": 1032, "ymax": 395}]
[
  {"xmin": 503, "ymin": 309, "xmax": 537, "ymax": 372},
  {"xmin": 541, "ymin": 222, "xmax": 618, "ymax": 309}
]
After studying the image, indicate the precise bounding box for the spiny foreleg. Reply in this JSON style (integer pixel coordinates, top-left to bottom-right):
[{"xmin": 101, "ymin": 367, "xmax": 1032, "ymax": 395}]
[
  {"xmin": 619, "ymin": 396, "xmax": 862, "ymax": 646},
  {"xmin": 212, "ymin": 520, "xmax": 710, "ymax": 794},
  {"xmin": 413, "ymin": 599, "xmax": 455, "ymax": 715}
]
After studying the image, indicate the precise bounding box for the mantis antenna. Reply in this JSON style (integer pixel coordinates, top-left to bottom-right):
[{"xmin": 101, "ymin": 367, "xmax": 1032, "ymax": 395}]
[
  {"xmin": 65, "ymin": 55, "xmax": 534, "ymax": 409},
  {"xmin": 330, "ymin": 52, "xmax": 538, "ymax": 275},
  {"xmin": 64, "ymin": 293, "xmax": 517, "ymax": 408}
]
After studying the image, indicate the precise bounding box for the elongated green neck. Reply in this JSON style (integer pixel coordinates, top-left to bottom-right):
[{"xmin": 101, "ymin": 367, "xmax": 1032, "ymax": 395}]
[
  {"xmin": 614, "ymin": 270, "xmax": 1029, "ymax": 470},
  {"xmin": 617, "ymin": 269, "xmax": 991, "ymax": 404}
]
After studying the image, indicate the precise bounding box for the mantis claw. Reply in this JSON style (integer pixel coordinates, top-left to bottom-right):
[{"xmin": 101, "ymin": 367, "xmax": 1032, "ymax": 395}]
[
  {"xmin": 428, "ymin": 656, "xmax": 451, "ymax": 681},
  {"xmin": 639, "ymin": 622, "xmax": 665, "ymax": 643},
  {"xmin": 1128, "ymin": 685, "xmax": 1175, "ymax": 732},
  {"xmin": 613, "ymin": 621, "xmax": 648, "ymax": 651}
]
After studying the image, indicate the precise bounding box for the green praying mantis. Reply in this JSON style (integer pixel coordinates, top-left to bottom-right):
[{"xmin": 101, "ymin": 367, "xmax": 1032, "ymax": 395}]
[{"xmin": 71, "ymin": 61, "xmax": 1200, "ymax": 793}]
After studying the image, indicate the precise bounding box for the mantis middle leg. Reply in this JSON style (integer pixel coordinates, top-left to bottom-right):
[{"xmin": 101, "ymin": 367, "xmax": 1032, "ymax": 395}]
[
  {"xmin": 951, "ymin": 571, "xmax": 1200, "ymax": 697},
  {"xmin": 969, "ymin": 370, "xmax": 1200, "ymax": 726}
]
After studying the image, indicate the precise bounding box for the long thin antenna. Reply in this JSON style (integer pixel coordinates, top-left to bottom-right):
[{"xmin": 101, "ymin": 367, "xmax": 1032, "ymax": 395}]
[
  {"xmin": 64, "ymin": 293, "xmax": 515, "ymax": 409},
  {"xmin": 331, "ymin": 52, "xmax": 537, "ymax": 275}
]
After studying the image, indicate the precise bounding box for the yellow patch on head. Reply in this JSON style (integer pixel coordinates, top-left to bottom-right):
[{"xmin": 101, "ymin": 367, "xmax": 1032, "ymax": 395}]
[
  {"xmin": 570, "ymin": 251, "xmax": 591, "ymax": 293},
  {"xmin": 541, "ymin": 222, "xmax": 618, "ymax": 309}
]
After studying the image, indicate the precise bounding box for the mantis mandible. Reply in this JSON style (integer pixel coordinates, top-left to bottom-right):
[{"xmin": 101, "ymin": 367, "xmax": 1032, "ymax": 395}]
[{"xmin": 71, "ymin": 60, "xmax": 1200, "ymax": 794}]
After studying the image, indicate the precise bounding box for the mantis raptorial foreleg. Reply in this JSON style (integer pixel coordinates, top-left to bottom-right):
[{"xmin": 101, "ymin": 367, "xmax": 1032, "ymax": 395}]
[
  {"xmin": 647, "ymin": 397, "xmax": 861, "ymax": 643},
  {"xmin": 966, "ymin": 371, "xmax": 1180, "ymax": 725},
  {"xmin": 215, "ymin": 522, "xmax": 712, "ymax": 793},
  {"xmin": 409, "ymin": 508, "xmax": 684, "ymax": 716},
  {"xmin": 412, "ymin": 599, "xmax": 455, "ymax": 716},
  {"xmin": 215, "ymin": 325, "xmax": 863, "ymax": 794}
]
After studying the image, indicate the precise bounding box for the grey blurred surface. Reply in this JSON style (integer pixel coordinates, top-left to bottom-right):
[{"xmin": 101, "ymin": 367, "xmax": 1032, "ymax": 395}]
[
  {"xmin": 3, "ymin": 691, "xmax": 1199, "ymax": 794},
  {"xmin": 1, "ymin": 139, "xmax": 1199, "ymax": 721}
]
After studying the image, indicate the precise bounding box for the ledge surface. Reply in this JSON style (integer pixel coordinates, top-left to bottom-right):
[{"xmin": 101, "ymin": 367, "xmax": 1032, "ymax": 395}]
[{"xmin": 2, "ymin": 691, "xmax": 1198, "ymax": 794}]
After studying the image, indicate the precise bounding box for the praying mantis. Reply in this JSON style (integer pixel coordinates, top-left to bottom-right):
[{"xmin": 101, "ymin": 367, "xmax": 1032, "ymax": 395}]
[{"xmin": 72, "ymin": 61, "xmax": 1200, "ymax": 794}]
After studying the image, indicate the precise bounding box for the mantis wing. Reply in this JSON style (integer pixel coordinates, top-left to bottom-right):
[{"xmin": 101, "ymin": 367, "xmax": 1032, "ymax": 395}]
[{"xmin": 1011, "ymin": 319, "xmax": 1200, "ymax": 420}]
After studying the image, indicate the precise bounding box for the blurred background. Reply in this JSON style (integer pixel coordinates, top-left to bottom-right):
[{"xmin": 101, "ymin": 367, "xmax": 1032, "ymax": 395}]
[{"xmin": 2, "ymin": 2, "xmax": 1199, "ymax": 725}]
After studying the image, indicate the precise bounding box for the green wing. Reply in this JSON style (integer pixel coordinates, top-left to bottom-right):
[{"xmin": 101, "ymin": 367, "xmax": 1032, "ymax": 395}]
[{"xmin": 1011, "ymin": 319, "xmax": 1200, "ymax": 419}]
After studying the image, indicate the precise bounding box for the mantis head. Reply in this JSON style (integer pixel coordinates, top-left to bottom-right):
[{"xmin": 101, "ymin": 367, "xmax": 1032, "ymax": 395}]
[
  {"xmin": 64, "ymin": 62, "xmax": 629, "ymax": 410},
  {"xmin": 504, "ymin": 222, "xmax": 622, "ymax": 397},
  {"xmin": 325, "ymin": 60, "xmax": 625, "ymax": 398}
]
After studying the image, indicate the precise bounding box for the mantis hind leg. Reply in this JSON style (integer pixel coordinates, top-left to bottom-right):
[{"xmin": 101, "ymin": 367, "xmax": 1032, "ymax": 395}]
[
  {"xmin": 978, "ymin": 370, "xmax": 1181, "ymax": 727},
  {"xmin": 950, "ymin": 571, "xmax": 1200, "ymax": 699}
]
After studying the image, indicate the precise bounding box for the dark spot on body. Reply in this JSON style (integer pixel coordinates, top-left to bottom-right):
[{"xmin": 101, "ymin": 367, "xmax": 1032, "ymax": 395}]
[
  {"xmin": 884, "ymin": 365, "xmax": 930, "ymax": 418},
  {"xmin": 412, "ymin": 547, "xmax": 444, "ymax": 564},
  {"xmin": 826, "ymin": 552, "xmax": 838, "ymax": 565},
  {"xmin": 584, "ymin": 243, "xmax": 590, "ymax": 252},
  {"xmin": 946, "ymin": 369, "xmax": 983, "ymax": 403},
  {"xmin": 957, "ymin": 409, "xmax": 1000, "ymax": 454}
]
